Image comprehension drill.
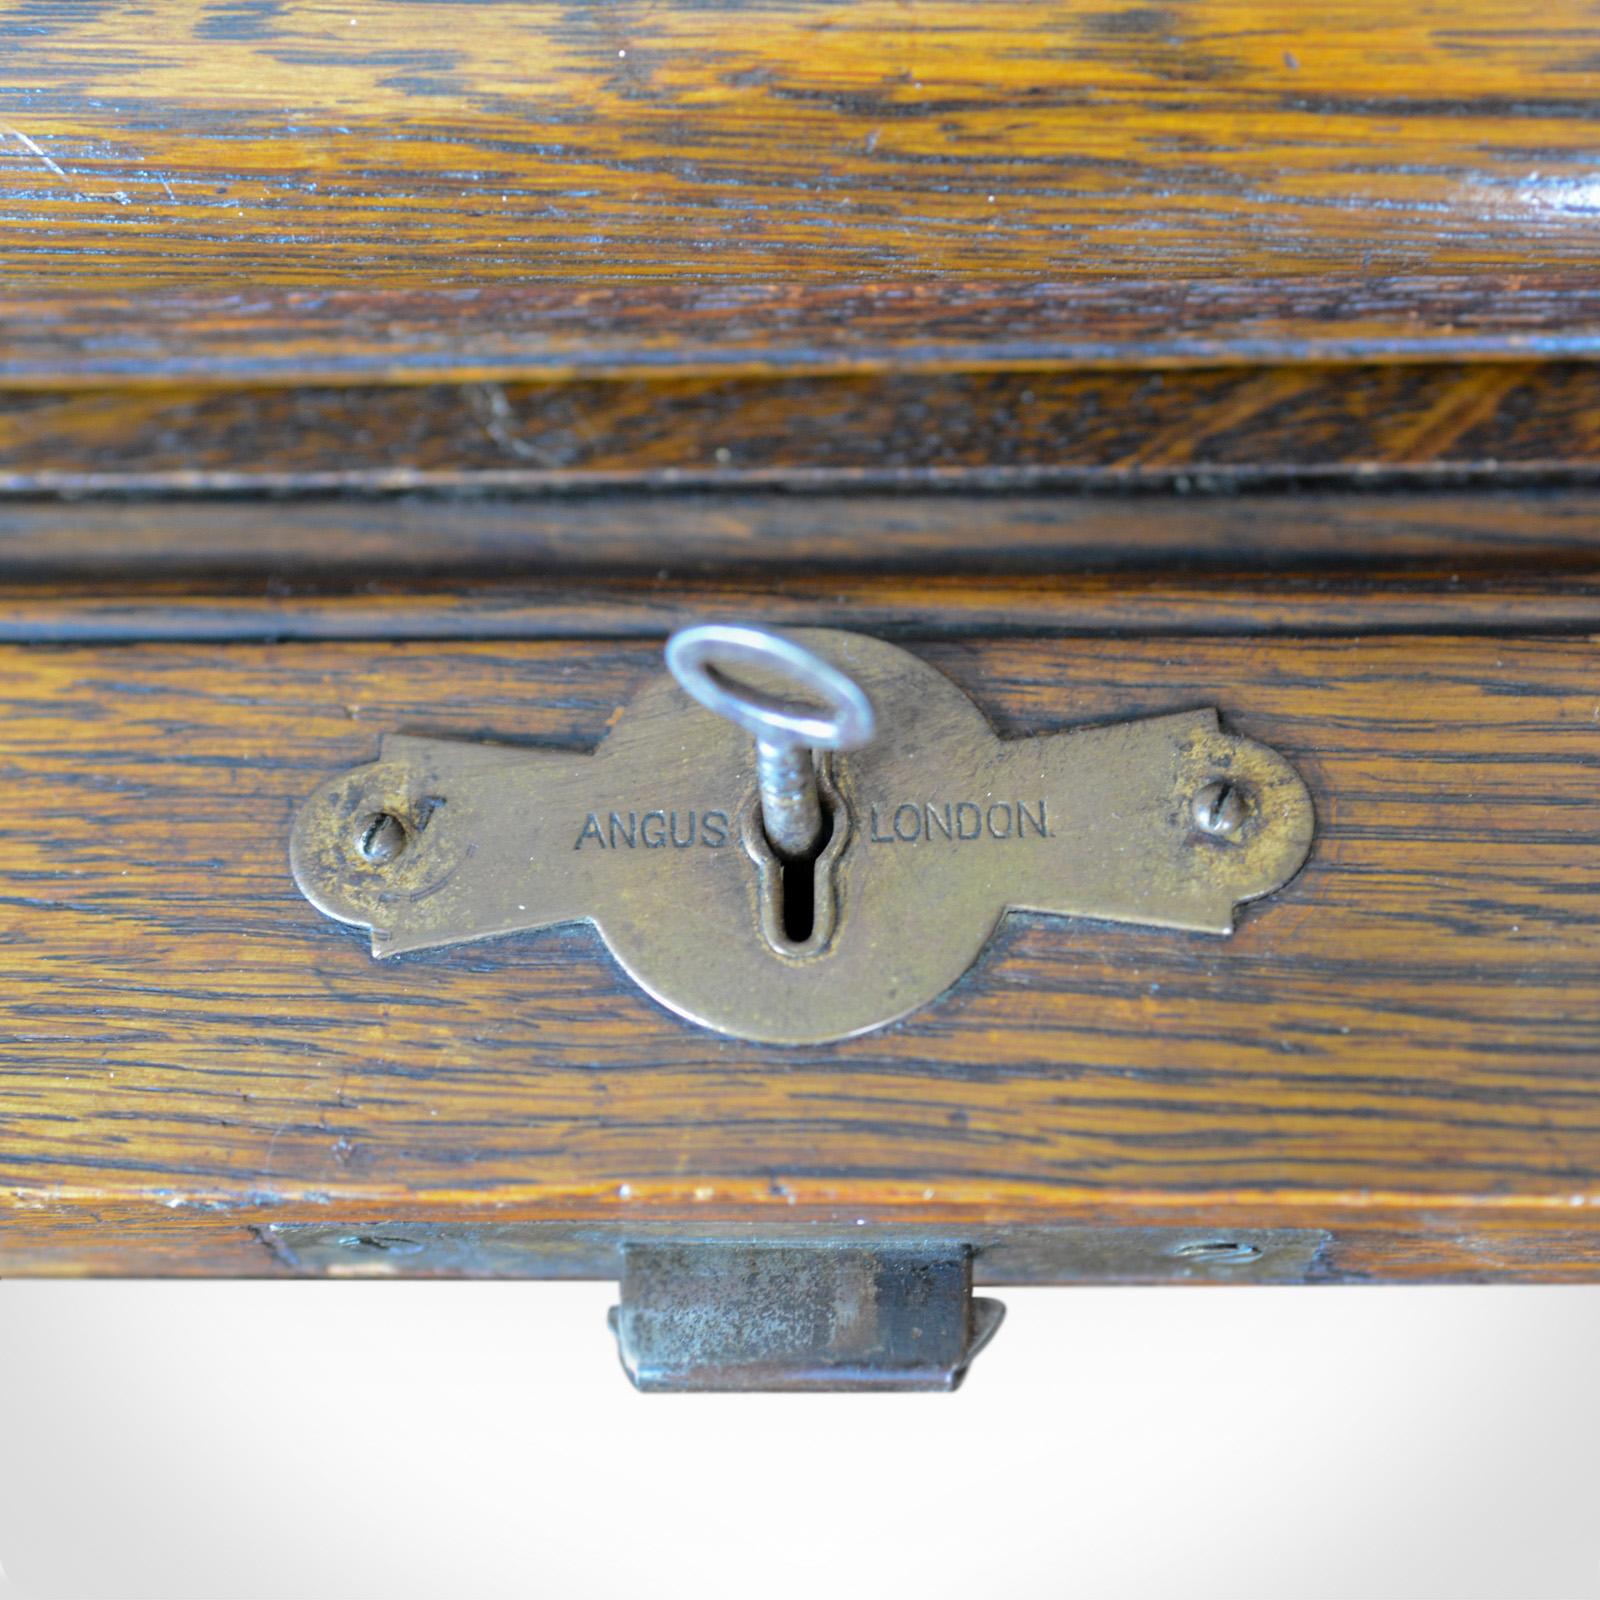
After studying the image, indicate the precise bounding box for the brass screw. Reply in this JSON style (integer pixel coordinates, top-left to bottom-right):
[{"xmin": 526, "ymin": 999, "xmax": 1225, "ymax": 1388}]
[
  {"xmin": 357, "ymin": 812, "xmax": 408, "ymax": 863},
  {"xmin": 1191, "ymin": 781, "xmax": 1248, "ymax": 838}
]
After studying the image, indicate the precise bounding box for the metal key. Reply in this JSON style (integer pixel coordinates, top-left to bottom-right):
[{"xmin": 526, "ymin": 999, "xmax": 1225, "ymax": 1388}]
[{"xmin": 664, "ymin": 623, "xmax": 876, "ymax": 860}]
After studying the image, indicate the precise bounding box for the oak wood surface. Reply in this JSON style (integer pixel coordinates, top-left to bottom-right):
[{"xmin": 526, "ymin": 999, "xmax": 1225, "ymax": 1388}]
[
  {"xmin": 2, "ymin": 634, "xmax": 1597, "ymax": 1278},
  {"xmin": 7, "ymin": 490, "xmax": 1600, "ymax": 641},
  {"xmin": 6, "ymin": 364, "xmax": 1600, "ymax": 494},
  {"xmin": 12, "ymin": 279, "xmax": 1600, "ymax": 386},
  {"xmin": 6, "ymin": 2, "xmax": 1600, "ymax": 378},
  {"xmin": 5, "ymin": 1, "xmax": 1598, "ymax": 1293},
  {"xmin": 11, "ymin": 573, "xmax": 1600, "ymax": 643},
  {"xmin": 15, "ymin": 0, "xmax": 1597, "ymax": 284},
  {"xmin": 12, "ymin": 489, "xmax": 1600, "ymax": 575}
]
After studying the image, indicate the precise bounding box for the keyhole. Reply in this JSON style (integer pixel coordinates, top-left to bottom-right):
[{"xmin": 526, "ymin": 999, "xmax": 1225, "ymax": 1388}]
[
  {"xmin": 775, "ymin": 793, "xmax": 836, "ymax": 946},
  {"xmin": 741, "ymin": 762, "xmax": 847, "ymax": 959}
]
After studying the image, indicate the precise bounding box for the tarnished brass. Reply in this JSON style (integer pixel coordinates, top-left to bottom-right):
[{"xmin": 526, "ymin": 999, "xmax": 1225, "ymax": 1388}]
[{"xmin": 290, "ymin": 629, "xmax": 1314, "ymax": 1044}]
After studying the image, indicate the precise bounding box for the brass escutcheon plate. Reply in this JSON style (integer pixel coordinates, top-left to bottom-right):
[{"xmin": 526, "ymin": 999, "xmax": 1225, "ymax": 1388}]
[{"xmin": 290, "ymin": 630, "xmax": 1314, "ymax": 1044}]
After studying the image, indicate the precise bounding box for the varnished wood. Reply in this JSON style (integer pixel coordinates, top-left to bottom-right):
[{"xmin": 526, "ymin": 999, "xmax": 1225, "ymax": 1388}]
[
  {"xmin": 3, "ymin": 634, "xmax": 1598, "ymax": 1276},
  {"xmin": 6, "ymin": 2, "xmax": 1600, "ymax": 378},
  {"xmin": 9, "ymin": 0, "xmax": 1598, "ymax": 283},
  {"xmin": 5, "ymin": 364, "xmax": 1600, "ymax": 493},
  {"xmin": 9, "ymin": 572, "xmax": 1600, "ymax": 642},
  {"xmin": 6, "ymin": 491, "xmax": 1600, "ymax": 640},
  {"xmin": 5, "ymin": 0, "xmax": 1600, "ymax": 1291},
  {"xmin": 10, "ymin": 278, "xmax": 1600, "ymax": 385},
  {"xmin": 11, "ymin": 490, "xmax": 1600, "ymax": 576}
]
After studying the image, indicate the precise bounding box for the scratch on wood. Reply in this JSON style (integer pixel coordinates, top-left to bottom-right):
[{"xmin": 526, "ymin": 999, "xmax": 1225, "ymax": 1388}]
[
  {"xmin": 468, "ymin": 381, "xmax": 560, "ymax": 465},
  {"xmin": 3, "ymin": 127, "xmax": 70, "ymax": 182}
]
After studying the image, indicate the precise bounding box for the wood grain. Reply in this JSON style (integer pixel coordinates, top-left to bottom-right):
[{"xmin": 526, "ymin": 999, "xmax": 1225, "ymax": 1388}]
[
  {"xmin": 6, "ymin": 0, "xmax": 1598, "ymax": 1294},
  {"xmin": 11, "ymin": 278, "xmax": 1600, "ymax": 385},
  {"xmin": 6, "ymin": 364, "xmax": 1600, "ymax": 493},
  {"xmin": 6, "ymin": 1, "xmax": 1600, "ymax": 377},
  {"xmin": 2, "ymin": 635, "xmax": 1598, "ymax": 1277},
  {"xmin": 10, "ymin": 573, "xmax": 1600, "ymax": 642},
  {"xmin": 7, "ymin": 491, "xmax": 1600, "ymax": 641},
  {"xmin": 13, "ymin": 490, "xmax": 1600, "ymax": 575},
  {"xmin": 5, "ymin": 0, "xmax": 1598, "ymax": 285}
]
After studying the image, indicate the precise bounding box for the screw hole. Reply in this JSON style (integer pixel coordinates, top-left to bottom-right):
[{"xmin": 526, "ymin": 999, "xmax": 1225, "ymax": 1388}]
[
  {"xmin": 336, "ymin": 1233, "xmax": 423, "ymax": 1255},
  {"xmin": 1173, "ymin": 1239, "xmax": 1262, "ymax": 1263}
]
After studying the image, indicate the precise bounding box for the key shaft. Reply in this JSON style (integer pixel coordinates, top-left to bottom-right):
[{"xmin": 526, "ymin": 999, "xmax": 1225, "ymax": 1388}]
[{"xmin": 664, "ymin": 624, "xmax": 876, "ymax": 860}]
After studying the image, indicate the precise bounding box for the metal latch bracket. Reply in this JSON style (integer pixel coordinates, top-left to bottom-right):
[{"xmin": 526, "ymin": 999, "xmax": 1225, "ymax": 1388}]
[{"xmin": 609, "ymin": 1242, "xmax": 1005, "ymax": 1393}]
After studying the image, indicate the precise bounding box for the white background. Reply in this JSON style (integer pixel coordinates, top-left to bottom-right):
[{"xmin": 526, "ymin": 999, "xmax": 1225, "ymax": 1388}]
[{"xmin": 2, "ymin": 1281, "xmax": 1597, "ymax": 1598}]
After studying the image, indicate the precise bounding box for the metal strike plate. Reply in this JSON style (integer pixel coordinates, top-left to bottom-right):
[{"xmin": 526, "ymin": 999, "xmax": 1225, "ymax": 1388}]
[
  {"xmin": 291, "ymin": 629, "xmax": 1314, "ymax": 1044},
  {"xmin": 263, "ymin": 1222, "xmax": 1334, "ymax": 1285}
]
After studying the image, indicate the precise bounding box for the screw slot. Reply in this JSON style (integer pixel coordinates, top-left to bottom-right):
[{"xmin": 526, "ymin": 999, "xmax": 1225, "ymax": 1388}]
[
  {"xmin": 1190, "ymin": 781, "xmax": 1250, "ymax": 838},
  {"xmin": 356, "ymin": 812, "xmax": 408, "ymax": 864}
]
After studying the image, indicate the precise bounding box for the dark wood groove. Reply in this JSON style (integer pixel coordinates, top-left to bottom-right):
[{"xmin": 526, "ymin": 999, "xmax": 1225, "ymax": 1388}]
[
  {"xmin": 6, "ymin": 584, "xmax": 1600, "ymax": 641},
  {"xmin": 10, "ymin": 490, "xmax": 1599, "ymax": 574},
  {"xmin": 5, "ymin": 364, "xmax": 1600, "ymax": 493}
]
